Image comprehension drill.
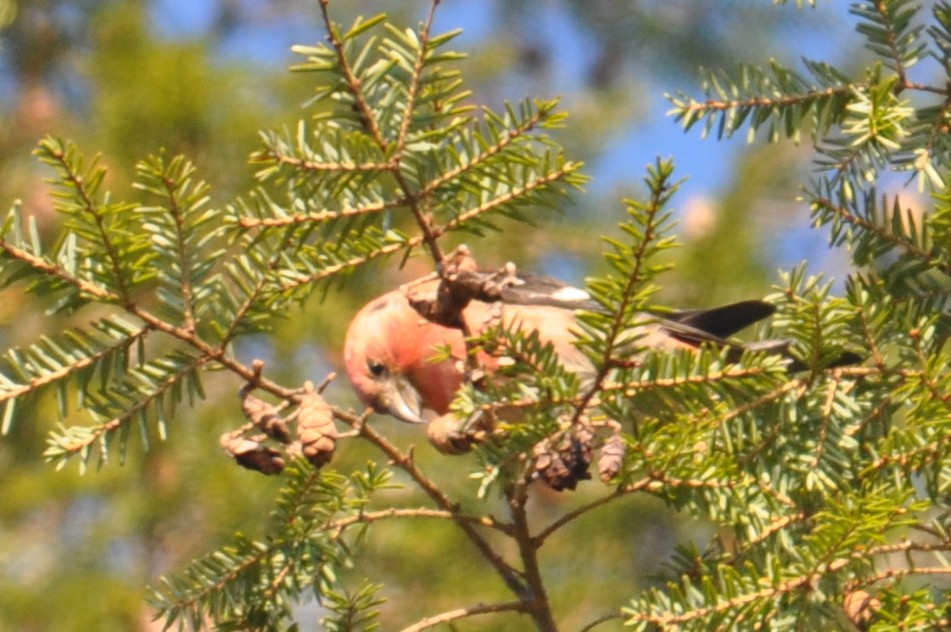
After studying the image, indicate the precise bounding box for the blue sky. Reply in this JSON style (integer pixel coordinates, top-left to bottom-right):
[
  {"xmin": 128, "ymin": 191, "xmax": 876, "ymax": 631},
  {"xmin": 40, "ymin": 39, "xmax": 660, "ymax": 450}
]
[
  {"xmin": 145, "ymin": 0, "xmax": 850, "ymax": 195},
  {"xmin": 145, "ymin": 0, "xmax": 865, "ymax": 277}
]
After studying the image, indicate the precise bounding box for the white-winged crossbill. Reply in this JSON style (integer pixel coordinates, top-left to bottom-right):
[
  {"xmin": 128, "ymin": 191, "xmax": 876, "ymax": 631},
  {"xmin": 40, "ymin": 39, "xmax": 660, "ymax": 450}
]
[{"xmin": 343, "ymin": 271, "xmax": 812, "ymax": 424}]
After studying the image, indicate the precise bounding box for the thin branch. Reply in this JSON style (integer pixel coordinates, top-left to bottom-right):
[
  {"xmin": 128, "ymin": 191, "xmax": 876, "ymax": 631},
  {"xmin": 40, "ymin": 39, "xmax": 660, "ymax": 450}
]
[
  {"xmin": 872, "ymin": 0, "xmax": 911, "ymax": 87},
  {"xmin": 678, "ymin": 84, "xmax": 855, "ymax": 117},
  {"xmin": 860, "ymin": 539, "xmax": 951, "ymax": 559},
  {"xmin": 317, "ymin": 0, "xmax": 388, "ymax": 149},
  {"xmin": 344, "ymin": 417, "xmax": 528, "ymax": 598},
  {"xmin": 399, "ymin": 600, "xmax": 528, "ymax": 632},
  {"xmin": 159, "ymin": 464, "xmax": 318, "ymax": 622},
  {"xmin": 846, "ymin": 565, "xmax": 951, "ymax": 592},
  {"xmin": 393, "ymin": 0, "xmax": 439, "ymax": 157},
  {"xmin": 910, "ymin": 334, "xmax": 951, "ymax": 413},
  {"xmin": 0, "ymin": 239, "xmax": 118, "ymax": 302},
  {"xmin": 508, "ymin": 480, "xmax": 557, "ymax": 632},
  {"xmin": 217, "ymin": 232, "xmax": 300, "ymax": 347},
  {"xmin": 275, "ymin": 235, "xmax": 418, "ymax": 295},
  {"xmin": 823, "ymin": 141, "xmax": 873, "ymax": 182},
  {"xmin": 812, "ymin": 196, "xmax": 944, "ymax": 273},
  {"xmin": 256, "ymin": 148, "xmax": 392, "ymax": 174},
  {"xmin": 736, "ymin": 511, "xmax": 810, "ymax": 554},
  {"xmin": 237, "ymin": 200, "xmax": 392, "ymax": 229},
  {"xmin": 462, "ymin": 364, "xmax": 793, "ymax": 423},
  {"xmin": 50, "ymin": 354, "xmax": 211, "ymax": 460},
  {"xmin": 725, "ymin": 380, "xmax": 804, "ymax": 468},
  {"xmin": 570, "ymin": 166, "xmax": 675, "ymax": 426},
  {"xmin": 599, "ymin": 363, "xmax": 790, "ymax": 403},
  {"xmin": 901, "ymin": 81, "xmax": 948, "ymax": 96},
  {"xmin": 325, "ymin": 506, "xmax": 514, "ymax": 536},
  {"xmin": 578, "ymin": 612, "xmax": 623, "ymax": 632},
  {"xmin": 534, "ymin": 487, "xmax": 634, "ymax": 546},
  {"xmin": 162, "ymin": 542, "xmax": 273, "ymax": 618},
  {"xmin": 418, "ymin": 105, "xmax": 549, "ymax": 199},
  {"xmin": 46, "ymin": 145, "xmax": 134, "ymax": 303},
  {"xmin": 0, "ymin": 325, "xmax": 151, "ymax": 404},
  {"xmin": 626, "ymin": 570, "xmax": 821, "ymax": 627},
  {"xmin": 160, "ymin": 171, "xmax": 196, "ymax": 332},
  {"xmin": 274, "ymin": 162, "xmax": 580, "ymax": 295},
  {"xmin": 915, "ymin": 92, "xmax": 951, "ymax": 160},
  {"xmin": 385, "ymin": 0, "xmax": 449, "ymax": 266},
  {"xmin": 429, "ymin": 165, "xmax": 579, "ymax": 239}
]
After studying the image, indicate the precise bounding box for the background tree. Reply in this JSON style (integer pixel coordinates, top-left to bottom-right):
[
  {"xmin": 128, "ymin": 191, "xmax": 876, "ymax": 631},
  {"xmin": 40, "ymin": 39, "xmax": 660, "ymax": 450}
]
[{"xmin": 1, "ymin": 0, "xmax": 949, "ymax": 631}]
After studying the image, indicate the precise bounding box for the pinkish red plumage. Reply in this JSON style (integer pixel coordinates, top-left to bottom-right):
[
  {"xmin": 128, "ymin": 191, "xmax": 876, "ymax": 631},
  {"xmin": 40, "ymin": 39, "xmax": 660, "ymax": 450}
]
[{"xmin": 343, "ymin": 272, "xmax": 785, "ymax": 424}]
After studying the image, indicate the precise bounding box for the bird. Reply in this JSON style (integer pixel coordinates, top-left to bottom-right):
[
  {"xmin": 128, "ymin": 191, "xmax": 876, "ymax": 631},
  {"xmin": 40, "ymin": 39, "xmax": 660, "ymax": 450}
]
[{"xmin": 343, "ymin": 270, "xmax": 822, "ymax": 426}]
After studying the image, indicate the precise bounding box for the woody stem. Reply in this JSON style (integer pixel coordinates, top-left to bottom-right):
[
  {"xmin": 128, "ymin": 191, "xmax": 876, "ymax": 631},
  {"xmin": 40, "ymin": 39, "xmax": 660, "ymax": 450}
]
[{"xmin": 508, "ymin": 480, "xmax": 559, "ymax": 632}]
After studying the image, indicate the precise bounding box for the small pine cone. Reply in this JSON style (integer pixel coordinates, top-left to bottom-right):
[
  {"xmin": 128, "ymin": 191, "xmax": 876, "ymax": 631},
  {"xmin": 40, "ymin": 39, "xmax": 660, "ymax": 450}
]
[
  {"xmin": 533, "ymin": 425, "xmax": 594, "ymax": 491},
  {"xmin": 241, "ymin": 394, "xmax": 291, "ymax": 443},
  {"xmin": 221, "ymin": 435, "xmax": 285, "ymax": 475},
  {"xmin": 296, "ymin": 392, "xmax": 336, "ymax": 468},
  {"xmin": 531, "ymin": 440, "xmax": 561, "ymax": 486},
  {"xmin": 598, "ymin": 433, "xmax": 627, "ymax": 483},
  {"xmin": 427, "ymin": 412, "xmax": 475, "ymax": 454}
]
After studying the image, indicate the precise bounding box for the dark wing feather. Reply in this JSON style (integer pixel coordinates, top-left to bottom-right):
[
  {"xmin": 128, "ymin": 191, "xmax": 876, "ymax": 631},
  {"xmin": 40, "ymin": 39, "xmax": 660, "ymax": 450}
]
[
  {"xmin": 501, "ymin": 278, "xmax": 776, "ymax": 344},
  {"xmin": 659, "ymin": 301, "xmax": 776, "ymax": 354},
  {"xmin": 666, "ymin": 300, "xmax": 776, "ymax": 339}
]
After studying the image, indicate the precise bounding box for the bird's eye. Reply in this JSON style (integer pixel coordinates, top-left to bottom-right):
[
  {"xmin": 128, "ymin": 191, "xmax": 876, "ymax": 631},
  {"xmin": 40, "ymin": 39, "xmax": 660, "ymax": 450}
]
[{"xmin": 367, "ymin": 360, "xmax": 387, "ymax": 377}]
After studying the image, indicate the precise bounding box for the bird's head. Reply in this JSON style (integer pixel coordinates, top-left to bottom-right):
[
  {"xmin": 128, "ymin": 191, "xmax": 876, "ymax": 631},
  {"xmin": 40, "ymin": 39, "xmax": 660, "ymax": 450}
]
[{"xmin": 344, "ymin": 290, "xmax": 466, "ymax": 424}]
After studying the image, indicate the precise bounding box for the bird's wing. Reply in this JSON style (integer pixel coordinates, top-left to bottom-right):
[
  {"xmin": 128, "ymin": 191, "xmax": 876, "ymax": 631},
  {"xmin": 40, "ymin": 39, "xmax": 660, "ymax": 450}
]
[
  {"xmin": 497, "ymin": 273, "xmax": 602, "ymax": 310},
  {"xmin": 665, "ymin": 300, "xmax": 776, "ymax": 339},
  {"xmin": 499, "ymin": 273, "xmax": 776, "ymax": 347}
]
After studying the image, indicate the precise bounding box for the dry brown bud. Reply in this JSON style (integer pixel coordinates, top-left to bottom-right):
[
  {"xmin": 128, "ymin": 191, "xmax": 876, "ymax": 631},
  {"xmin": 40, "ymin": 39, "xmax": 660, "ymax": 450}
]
[
  {"xmin": 443, "ymin": 244, "xmax": 478, "ymax": 273},
  {"xmin": 427, "ymin": 412, "xmax": 475, "ymax": 454},
  {"xmin": 220, "ymin": 434, "xmax": 285, "ymax": 475},
  {"xmin": 428, "ymin": 409, "xmax": 495, "ymax": 455},
  {"xmin": 405, "ymin": 252, "xmax": 525, "ymax": 331},
  {"xmin": 843, "ymin": 589, "xmax": 881, "ymax": 627},
  {"xmin": 241, "ymin": 394, "xmax": 291, "ymax": 443}
]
